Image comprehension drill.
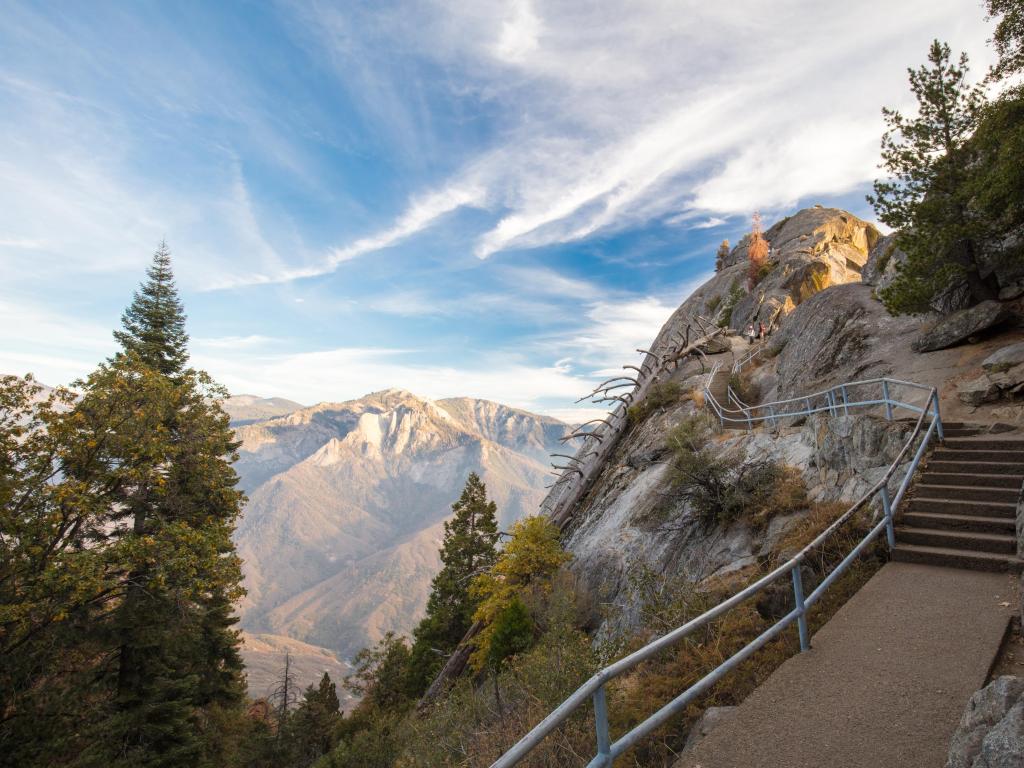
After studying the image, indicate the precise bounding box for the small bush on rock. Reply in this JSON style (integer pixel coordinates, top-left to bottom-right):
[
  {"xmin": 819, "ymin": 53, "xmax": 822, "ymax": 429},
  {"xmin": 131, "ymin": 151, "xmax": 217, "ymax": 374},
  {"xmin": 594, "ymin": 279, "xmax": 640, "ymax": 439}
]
[
  {"xmin": 668, "ymin": 440, "xmax": 807, "ymax": 529},
  {"xmin": 627, "ymin": 380, "xmax": 683, "ymax": 423}
]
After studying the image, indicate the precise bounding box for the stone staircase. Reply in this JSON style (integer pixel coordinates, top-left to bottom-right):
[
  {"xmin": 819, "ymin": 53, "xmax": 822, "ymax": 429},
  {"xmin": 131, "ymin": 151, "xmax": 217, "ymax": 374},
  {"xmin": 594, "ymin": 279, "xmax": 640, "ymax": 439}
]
[
  {"xmin": 706, "ymin": 358, "xmax": 748, "ymax": 431},
  {"xmin": 893, "ymin": 422, "xmax": 1024, "ymax": 573}
]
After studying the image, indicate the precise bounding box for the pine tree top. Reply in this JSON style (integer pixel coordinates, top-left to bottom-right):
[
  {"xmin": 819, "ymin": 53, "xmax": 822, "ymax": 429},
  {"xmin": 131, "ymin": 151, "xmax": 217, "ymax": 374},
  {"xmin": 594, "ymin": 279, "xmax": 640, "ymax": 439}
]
[{"xmin": 113, "ymin": 242, "xmax": 190, "ymax": 377}]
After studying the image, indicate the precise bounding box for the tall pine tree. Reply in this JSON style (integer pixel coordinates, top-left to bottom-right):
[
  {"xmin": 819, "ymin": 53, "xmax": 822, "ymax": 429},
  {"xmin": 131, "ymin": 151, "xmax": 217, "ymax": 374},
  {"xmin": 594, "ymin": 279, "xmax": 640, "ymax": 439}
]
[
  {"xmin": 93, "ymin": 244, "xmax": 246, "ymax": 766},
  {"xmin": 867, "ymin": 41, "xmax": 995, "ymax": 313},
  {"xmin": 406, "ymin": 473, "xmax": 499, "ymax": 693},
  {"xmin": 113, "ymin": 242, "xmax": 189, "ymax": 378}
]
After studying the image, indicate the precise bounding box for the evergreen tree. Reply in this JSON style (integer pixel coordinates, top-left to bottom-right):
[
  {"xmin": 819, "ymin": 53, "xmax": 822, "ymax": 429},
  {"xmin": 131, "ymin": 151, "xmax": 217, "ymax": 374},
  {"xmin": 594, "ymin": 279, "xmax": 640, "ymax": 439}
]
[
  {"xmin": 287, "ymin": 673, "xmax": 343, "ymax": 766},
  {"xmin": 406, "ymin": 473, "xmax": 499, "ymax": 693},
  {"xmin": 113, "ymin": 242, "xmax": 189, "ymax": 378},
  {"xmin": 867, "ymin": 41, "xmax": 995, "ymax": 313},
  {"xmin": 468, "ymin": 515, "xmax": 569, "ymax": 674},
  {"xmin": 714, "ymin": 240, "xmax": 730, "ymax": 272},
  {"xmin": 987, "ymin": 0, "xmax": 1024, "ymax": 79},
  {"xmin": 0, "ymin": 358, "xmax": 247, "ymax": 767}
]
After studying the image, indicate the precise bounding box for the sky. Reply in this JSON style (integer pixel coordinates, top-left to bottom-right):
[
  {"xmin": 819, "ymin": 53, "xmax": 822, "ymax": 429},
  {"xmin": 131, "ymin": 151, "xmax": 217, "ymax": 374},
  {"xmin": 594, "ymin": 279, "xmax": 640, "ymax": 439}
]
[{"xmin": 0, "ymin": 1, "xmax": 998, "ymax": 420}]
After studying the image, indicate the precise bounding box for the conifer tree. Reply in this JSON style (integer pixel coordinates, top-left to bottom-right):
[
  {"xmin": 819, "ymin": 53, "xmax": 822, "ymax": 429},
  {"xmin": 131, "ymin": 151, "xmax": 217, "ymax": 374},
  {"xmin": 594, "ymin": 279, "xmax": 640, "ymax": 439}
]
[
  {"xmin": 987, "ymin": 0, "xmax": 1024, "ymax": 79},
  {"xmin": 287, "ymin": 673, "xmax": 343, "ymax": 765},
  {"xmin": 868, "ymin": 41, "xmax": 995, "ymax": 313},
  {"xmin": 406, "ymin": 473, "xmax": 499, "ymax": 693},
  {"xmin": 714, "ymin": 240, "xmax": 730, "ymax": 272},
  {"xmin": 92, "ymin": 245, "xmax": 245, "ymax": 765},
  {"xmin": 113, "ymin": 242, "xmax": 189, "ymax": 378}
]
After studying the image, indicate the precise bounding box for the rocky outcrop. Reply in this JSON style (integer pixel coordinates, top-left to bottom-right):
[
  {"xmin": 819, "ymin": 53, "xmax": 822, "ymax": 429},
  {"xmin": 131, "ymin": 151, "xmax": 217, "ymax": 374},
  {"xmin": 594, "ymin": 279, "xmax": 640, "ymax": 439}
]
[
  {"xmin": 765, "ymin": 284, "xmax": 917, "ymax": 401},
  {"xmin": 946, "ymin": 676, "xmax": 1024, "ymax": 768},
  {"xmin": 913, "ymin": 300, "xmax": 1017, "ymax": 353},
  {"xmin": 644, "ymin": 208, "xmax": 878, "ymax": 366},
  {"xmin": 564, "ymin": 403, "xmax": 913, "ymax": 638},
  {"xmin": 958, "ymin": 342, "xmax": 1024, "ymax": 405},
  {"xmin": 861, "ymin": 233, "xmax": 907, "ymax": 292}
]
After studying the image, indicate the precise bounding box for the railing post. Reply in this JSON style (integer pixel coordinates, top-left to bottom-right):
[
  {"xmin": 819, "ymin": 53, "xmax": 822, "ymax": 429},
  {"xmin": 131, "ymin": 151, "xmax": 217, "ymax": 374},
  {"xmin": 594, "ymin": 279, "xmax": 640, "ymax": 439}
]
[
  {"xmin": 767, "ymin": 404, "xmax": 776, "ymax": 429},
  {"xmin": 593, "ymin": 685, "xmax": 611, "ymax": 766},
  {"xmin": 932, "ymin": 390, "xmax": 944, "ymax": 441},
  {"xmin": 880, "ymin": 485, "xmax": 895, "ymax": 551},
  {"xmin": 826, "ymin": 390, "xmax": 836, "ymax": 417},
  {"xmin": 840, "ymin": 384, "xmax": 849, "ymax": 417},
  {"xmin": 804, "ymin": 397, "xmax": 811, "ymax": 416},
  {"xmin": 791, "ymin": 564, "xmax": 810, "ymax": 652},
  {"xmin": 881, "ymin": 380, "xmax": 894, "ymax": 421}
]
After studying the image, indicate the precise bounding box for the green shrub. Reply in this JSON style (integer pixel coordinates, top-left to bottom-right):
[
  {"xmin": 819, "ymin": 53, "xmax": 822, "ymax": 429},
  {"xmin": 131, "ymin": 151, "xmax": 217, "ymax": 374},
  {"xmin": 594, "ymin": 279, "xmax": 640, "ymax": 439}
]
[
  {"xmin": 718, "ymin": 280, "xmax": 745, "ymax": 328},
  {"xmin": 668, "ymin": 443, "xmax": 807, "ymax": 529},
  {"xmin": 750, "ymin": 261, "xmax": 773, "ymax": 287},
  {"xmin": 706, "ymin": 294, "xmax": 722, "ymax": 315},
  {"xmin": 627, "ymin": 380, "xmax": 683, "ymax": 423}
]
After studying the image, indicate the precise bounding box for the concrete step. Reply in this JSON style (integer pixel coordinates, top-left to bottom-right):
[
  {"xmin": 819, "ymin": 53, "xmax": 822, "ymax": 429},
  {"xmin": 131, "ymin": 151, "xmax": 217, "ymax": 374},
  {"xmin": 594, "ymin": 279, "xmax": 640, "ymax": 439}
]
[
  {"xmin": 907, "ymin": 497, "xmax": 1017, "ymax": 518},
  {"xmin": 943, "ymin": 437, "xmax": 1024, "ymax": 451},
  {"xmin": 927, "ymin": 460, "xmax": 1024, "ymax": 476},
  {"xmin": 913, "ymin": 483, "xmax": 1020, "ymax": 504},
  {"xmin": 894, "ymin": 526, "xmax": 1017, "ymax": 554},
  {"xmin": 891, "ymin": 543, "xmax": 1024, "ymax": 573},
  {"xmin": 932, "ymin": 448, "xmax": 1024, "ymax": 463},
  {"xmin": 900, "ymin": 511, "xmax": 1017, "ymax": 534},
  {"xmin": 943, "ymin": 429, "xmax": 983, "ymax": 438},
  {"xmin": 917, "ymin": 472, "xmax": 1024, "ymax": 490}
]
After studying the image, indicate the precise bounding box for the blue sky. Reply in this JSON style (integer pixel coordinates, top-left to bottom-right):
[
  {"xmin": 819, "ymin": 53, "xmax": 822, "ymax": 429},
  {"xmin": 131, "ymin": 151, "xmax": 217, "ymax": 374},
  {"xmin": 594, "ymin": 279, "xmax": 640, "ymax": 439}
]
[{"xmin": 0, "ymin": 1, "xmax": 996, "ymax": 419}]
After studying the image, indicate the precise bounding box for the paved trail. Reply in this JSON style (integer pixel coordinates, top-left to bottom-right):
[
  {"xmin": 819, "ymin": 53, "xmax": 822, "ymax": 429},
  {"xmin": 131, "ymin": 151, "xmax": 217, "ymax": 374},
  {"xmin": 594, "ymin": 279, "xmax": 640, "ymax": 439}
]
[{"xmin": 676, "ymin": 562, "xmax": 1016, "ymax": 768}]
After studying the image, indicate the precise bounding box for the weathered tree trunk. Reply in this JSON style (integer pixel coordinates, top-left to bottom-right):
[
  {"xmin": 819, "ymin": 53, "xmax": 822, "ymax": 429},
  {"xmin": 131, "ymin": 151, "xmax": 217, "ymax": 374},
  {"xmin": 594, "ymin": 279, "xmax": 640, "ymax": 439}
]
[{"xmin": 417, "ymin": 620, "xmax": 482, "ymax": 709}]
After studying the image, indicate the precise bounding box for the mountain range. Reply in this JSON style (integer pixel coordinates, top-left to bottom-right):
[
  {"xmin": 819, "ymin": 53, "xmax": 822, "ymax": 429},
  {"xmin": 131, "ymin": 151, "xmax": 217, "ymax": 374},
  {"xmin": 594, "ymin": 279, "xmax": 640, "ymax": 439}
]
[{"xmin": 229, "ymin": 389, "xmax": 568, "ymax": 670}]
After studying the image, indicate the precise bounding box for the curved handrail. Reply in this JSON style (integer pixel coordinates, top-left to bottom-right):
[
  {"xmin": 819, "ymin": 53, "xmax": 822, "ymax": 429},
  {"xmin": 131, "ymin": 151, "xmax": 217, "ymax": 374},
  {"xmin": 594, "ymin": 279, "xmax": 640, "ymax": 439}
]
[
  {"xmin": 731, "ymin": 341, "xmax": 765, "ymax": 373},
  {"xmin": 492, "ymin": 373, "xmax": 943, "ymax": 768}
]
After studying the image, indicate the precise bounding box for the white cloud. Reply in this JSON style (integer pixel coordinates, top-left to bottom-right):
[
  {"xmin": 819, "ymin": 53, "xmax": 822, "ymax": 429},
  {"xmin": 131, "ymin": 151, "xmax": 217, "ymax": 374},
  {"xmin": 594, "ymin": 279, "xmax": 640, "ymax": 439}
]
[
  {"xmin": 494, "ymin": 0, "xmax": 541, "ymax": 64},
  {"xmin": 284, "ymin": 0, "xmax": 995, "ymax": 272},
  {"xmin": 687, "ymin": 216, "xmax": 728, "ymax": 230}
]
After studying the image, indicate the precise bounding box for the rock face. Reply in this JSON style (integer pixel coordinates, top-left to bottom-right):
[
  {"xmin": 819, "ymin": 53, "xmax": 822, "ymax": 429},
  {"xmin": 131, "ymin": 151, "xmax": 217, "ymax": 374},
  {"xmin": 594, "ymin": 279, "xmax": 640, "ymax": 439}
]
[
  {"xmin": 913, "ymin": 300, "xmax": 1017, "ymax": 353},
  {"xmin": 234, "ymin": 389, "xmax": 566, "ymax": 658},
  {"xmin": 861, "ymin": 232, "xmax": 907, "ymax": 292},
  {"xmin": 946, "ymin": 676, "xmax": 1024, "ymax": 768},
  {"xmin": 563, "ymin": 400, "xmax": 913, "ymax": 639},
  {"xmin": 647, "ymin": 207, "xmax": 878, "ymax": 360}
]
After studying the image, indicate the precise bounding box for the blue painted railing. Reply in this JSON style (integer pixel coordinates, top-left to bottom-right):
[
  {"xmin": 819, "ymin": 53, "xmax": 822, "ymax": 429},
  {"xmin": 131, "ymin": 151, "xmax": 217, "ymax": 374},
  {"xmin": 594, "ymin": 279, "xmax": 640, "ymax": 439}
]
[{"xmin": 491, "ymin": 375, "xmax": 943, "ymax": 768}]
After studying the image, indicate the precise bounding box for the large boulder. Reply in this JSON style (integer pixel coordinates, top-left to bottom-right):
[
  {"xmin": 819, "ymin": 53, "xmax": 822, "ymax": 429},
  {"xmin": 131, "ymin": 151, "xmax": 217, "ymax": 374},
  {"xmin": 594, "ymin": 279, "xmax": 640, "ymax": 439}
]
[
  {"xmin": 947, "ymin": 676, "xmax": 1024, "ymax": 768},
  {"xmin": 912, "ymin": 301, "xmax": 1017, "ymax": 353},
  {"xmin": 958, "ymin": 341, "xmax": 1024, "ymax": 405}
]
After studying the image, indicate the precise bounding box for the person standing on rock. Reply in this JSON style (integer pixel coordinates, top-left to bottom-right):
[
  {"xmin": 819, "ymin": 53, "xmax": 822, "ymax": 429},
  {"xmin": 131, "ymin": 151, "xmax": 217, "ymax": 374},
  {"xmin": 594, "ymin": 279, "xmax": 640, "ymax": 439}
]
[
  {"xmin": 759, "ymin": 321, "xmax": 766, "ymax": 341},
  {"xmin": 746, "ymin": 323, "xmax": 755, "ymax": 344}
]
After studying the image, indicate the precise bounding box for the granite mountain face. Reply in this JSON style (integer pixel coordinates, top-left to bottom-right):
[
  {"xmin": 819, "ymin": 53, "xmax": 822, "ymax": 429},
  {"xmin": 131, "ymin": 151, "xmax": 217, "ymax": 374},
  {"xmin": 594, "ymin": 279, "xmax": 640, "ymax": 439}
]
[{"xmin": 230, "ymin": 388, "xmax": 566, "ymax": 659}]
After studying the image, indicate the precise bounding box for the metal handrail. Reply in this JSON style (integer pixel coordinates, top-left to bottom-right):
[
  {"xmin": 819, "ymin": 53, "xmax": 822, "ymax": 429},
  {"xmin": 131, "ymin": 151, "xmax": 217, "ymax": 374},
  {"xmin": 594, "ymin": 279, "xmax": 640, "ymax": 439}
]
[
  {"xmin": 492, "ymin": 372, "xmax": 943, "ymax": 768},
  {"xmin": 731, "ymin": 342, "xmax": 765, "ymax": 373}
]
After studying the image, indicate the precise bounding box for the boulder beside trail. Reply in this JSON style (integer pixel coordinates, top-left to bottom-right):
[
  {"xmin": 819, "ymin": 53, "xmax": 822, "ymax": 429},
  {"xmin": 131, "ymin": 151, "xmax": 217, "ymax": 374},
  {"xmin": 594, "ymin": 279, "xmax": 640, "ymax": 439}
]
[
  {"xmin": 946, "ymin": 676, "xmax": 1024, "ymax": 768},
  {"xmin": 958, "ymin": 341, "xmax": 1024, "ymax": 406},
  {"xmin": 913, "ymin": 301, "xmax": 1016, "ymax": 353}
]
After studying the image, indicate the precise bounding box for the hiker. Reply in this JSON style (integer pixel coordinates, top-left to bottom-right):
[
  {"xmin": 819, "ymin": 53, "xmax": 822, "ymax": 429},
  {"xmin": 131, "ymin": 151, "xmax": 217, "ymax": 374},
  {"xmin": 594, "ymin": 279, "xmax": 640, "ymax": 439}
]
[
  {"xmin": 758, "ymin": 321, "xmax": 766, "ymax": 341},
  {"xmin": 746, "ymin": 323, "xmax": 755, "ymax": 344}
]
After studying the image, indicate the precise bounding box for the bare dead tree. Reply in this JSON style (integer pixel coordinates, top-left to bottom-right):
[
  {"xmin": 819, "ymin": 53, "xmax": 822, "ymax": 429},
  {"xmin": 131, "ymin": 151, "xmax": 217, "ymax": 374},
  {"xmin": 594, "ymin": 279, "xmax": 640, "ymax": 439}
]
[{"xmin": 268, "ymin": 651, "xmax": 298, "ymax": 735}]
